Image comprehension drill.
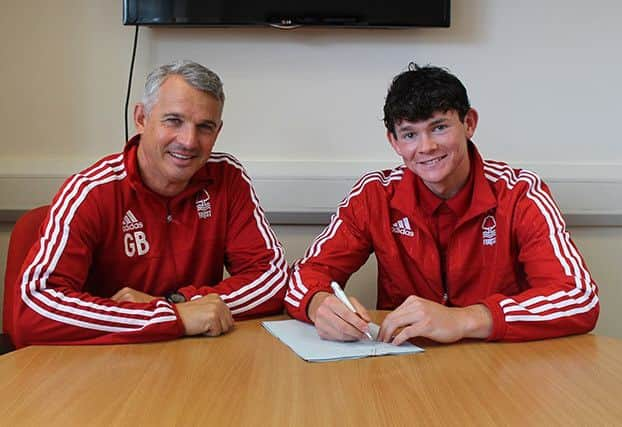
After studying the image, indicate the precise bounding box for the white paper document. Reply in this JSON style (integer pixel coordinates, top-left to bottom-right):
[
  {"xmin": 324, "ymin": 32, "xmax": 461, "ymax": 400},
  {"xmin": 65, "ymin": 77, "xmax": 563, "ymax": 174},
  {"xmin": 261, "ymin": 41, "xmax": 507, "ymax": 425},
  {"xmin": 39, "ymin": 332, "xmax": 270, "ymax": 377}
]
[{"xmin": 262, "ymin": 319, "xmax": 424, "ymax": 363}]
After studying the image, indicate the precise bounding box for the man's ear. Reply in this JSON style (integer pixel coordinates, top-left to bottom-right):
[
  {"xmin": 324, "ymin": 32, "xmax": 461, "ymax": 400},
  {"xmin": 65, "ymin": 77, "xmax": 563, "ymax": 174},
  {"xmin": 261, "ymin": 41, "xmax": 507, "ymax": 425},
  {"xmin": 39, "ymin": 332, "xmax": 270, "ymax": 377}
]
[
  {"xmin": 386, "ymin": 130, "xmax": 403, "ymax": 157},
  {"xmin": 134, "ymin": 103, "xmax": 147, "ymax": 133},
  {"xmin": 464, "ymin": 108, "xmax": 479, "ymax": 139}
]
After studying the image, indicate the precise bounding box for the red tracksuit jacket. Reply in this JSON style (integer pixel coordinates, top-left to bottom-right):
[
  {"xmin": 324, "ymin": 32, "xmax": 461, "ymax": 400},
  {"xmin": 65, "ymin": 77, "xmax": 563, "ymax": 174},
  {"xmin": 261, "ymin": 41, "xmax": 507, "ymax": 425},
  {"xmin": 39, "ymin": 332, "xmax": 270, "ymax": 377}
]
[
  {"xmin": 285, "ymin": 144, "xmax": 599, "ymax": 341},
  {"xmin": 13, "ymin": 137, "xmax": 287, "ymax": 347}
]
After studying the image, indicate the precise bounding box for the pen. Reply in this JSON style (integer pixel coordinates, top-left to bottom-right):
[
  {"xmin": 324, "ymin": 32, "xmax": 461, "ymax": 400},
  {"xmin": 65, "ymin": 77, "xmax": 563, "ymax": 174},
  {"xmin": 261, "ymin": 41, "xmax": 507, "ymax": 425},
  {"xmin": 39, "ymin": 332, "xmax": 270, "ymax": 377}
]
[{"xmin": 330, "ymin": 281, "xmax": 374, "ymax": 340}]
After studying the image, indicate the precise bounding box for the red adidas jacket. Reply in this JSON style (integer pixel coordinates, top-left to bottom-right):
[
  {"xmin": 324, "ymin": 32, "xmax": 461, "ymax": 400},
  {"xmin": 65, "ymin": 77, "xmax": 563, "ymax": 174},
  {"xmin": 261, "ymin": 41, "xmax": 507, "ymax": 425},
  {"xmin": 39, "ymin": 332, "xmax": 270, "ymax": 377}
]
[
  {"xmin": 13, "ymin": 137, "xmax": 287, "ymax": 347},
  {"xmin": 285, "ymin": 144, "xmax": 599, "ymax": 341}
]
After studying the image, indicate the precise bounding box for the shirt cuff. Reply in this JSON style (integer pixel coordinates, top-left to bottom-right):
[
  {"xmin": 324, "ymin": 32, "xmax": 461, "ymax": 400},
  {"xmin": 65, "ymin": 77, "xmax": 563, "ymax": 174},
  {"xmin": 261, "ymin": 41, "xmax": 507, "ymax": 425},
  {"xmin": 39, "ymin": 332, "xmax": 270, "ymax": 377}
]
[{"xmin": 480, "ymin": 294, "xmax": 508, "ymax": 341}]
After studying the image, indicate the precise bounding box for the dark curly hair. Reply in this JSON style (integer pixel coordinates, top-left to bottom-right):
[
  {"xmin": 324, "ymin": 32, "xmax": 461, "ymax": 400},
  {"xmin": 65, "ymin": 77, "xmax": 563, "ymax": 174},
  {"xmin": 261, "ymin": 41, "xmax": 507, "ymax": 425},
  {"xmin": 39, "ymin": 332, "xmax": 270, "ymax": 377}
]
[{"xmin": 383, "ymin": 63, "xmax": 470, "ymax": 136}]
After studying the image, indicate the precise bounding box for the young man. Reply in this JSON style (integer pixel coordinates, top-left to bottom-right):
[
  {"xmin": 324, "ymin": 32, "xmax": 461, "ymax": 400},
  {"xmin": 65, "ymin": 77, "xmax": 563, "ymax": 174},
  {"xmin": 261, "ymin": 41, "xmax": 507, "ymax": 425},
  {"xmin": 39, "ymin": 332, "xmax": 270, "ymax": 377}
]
[
  {"xmin": 12, "ymin": 60, "xmax": 287, "ymax": 347},
  {"xmin": 285, "ymin": 64, "xmax": 599, "ymax": 344}
]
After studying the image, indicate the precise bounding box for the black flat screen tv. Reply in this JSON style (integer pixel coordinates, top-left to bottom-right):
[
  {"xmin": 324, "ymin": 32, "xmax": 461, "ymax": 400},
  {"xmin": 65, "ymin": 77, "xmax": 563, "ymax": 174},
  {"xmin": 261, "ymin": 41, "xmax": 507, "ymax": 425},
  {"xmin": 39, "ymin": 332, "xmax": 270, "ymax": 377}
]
[{"xmin": 123, "ymin": 0, "xmax": 450, "ymax": 28}]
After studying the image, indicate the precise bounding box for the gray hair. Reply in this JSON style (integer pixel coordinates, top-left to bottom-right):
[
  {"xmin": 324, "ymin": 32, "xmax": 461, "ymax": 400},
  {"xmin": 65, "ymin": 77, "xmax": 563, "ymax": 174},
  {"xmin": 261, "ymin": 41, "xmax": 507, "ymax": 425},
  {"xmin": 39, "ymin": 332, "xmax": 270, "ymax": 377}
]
[{"xmin": 142, "ymin": 60, "xmax": 225, "ymax": 115}]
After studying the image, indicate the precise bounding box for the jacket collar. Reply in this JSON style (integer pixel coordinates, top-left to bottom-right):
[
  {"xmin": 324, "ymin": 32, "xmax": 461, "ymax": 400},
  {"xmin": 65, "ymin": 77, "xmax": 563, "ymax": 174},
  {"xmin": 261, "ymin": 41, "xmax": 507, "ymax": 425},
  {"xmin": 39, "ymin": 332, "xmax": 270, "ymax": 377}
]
[{"xmin": 415, "ymin": 164, "xmax": 474, "ymax": 218}]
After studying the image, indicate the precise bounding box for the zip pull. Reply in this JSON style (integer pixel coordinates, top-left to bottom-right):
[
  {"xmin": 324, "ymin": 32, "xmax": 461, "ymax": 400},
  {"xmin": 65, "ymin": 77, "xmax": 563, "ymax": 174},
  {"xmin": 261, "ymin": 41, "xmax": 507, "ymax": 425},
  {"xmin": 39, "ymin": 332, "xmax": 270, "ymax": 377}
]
[
  {"xmin": 166, "ymin": 202, "xmax": 173, "ymax": 223},
  {"xmin": 442, "ymin": 292, "xmax": 448, "ymax": 305}
]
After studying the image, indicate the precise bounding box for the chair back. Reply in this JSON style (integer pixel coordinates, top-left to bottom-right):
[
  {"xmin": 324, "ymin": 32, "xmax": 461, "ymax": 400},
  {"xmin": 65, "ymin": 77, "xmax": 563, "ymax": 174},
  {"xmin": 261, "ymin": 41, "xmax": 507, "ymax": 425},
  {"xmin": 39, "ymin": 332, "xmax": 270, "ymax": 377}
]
[{"xmin": 3, "ymin": 206, "xmax": 50, "ymax": 339}]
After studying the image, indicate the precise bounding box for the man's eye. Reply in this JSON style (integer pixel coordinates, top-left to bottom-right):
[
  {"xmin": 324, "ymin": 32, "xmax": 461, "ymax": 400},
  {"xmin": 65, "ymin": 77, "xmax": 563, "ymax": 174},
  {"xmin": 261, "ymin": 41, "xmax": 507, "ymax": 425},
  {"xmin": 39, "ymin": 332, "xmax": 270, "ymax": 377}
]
[
  {"xmin": 164, "ymin": 118, "xmax": 182, "ymax": 126},
  {"xmin": 433, "ymin": 124, "xmax": 448, "ymax": 132},
  {"xmin": 402, "ymin": 132, "xmax": 415, "ymax": 140},
  {"xmin": 198, "ymin": 124, "xmax": 215, "ymax": 133}
]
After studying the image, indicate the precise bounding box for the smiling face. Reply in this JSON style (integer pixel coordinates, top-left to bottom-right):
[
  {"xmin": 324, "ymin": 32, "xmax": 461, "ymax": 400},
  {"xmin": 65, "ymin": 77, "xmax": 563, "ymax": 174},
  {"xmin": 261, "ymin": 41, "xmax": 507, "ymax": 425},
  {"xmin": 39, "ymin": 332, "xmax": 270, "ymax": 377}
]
[
  {"xmin": 387, "ymin": 108, "xmax": 478, "ymax": 199},
  {"xmin": 134, "ymin": 74, "xmax": 223, "ymax": 197}
]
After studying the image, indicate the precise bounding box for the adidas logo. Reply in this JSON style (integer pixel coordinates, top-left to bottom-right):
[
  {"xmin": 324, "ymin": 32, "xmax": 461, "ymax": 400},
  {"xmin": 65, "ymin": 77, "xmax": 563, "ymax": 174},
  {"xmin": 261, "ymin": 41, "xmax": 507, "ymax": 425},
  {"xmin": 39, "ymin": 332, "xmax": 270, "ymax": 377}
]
[
  {"xmin": 122, "ymin": 210, "xmax": 144, "ymax": 232},
  {"xmin": 391, "ymin": 217, "xmax": 414, "ymax": 237}
]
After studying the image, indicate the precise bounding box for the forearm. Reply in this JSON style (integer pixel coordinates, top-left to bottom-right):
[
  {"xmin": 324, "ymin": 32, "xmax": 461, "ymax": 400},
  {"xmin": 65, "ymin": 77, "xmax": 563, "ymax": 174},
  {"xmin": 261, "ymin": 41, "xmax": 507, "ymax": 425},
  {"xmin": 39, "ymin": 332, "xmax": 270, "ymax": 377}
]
[
  {"xmin": 286, "ymin": 247, "xmax": 370, "ymax": 322},
  {"xmin": 285, "ymin": 269, "xmax": 334, "ymax": 323},
  {"xmin": 14, "ymin": 287, "xmax": 184, "ymax": 347},
  {"xmin": 178, "ymin": 268, "xmax": 288, "ymax": 319},
  {"xmin": 481, "ymin": 289, "xmax": 599, "ymax": 342},
  {"xmin": 306, "ymin": 291, "xmax": 331, "ymax": 323},
  {"xmin": 458, "ymin": 304, "xmax": 493, "ymax": 340},
  {"xmin": 489, "ymin": 180, "xmax": 600, "ymax": 341}
]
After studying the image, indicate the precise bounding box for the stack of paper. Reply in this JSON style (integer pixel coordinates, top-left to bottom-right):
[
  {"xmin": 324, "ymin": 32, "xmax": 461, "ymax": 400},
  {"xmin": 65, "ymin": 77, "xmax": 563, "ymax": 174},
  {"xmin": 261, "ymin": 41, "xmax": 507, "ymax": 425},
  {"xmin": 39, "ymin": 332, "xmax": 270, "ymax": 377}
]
[{"xmin": 262, "ymin": 319, "xmax": 424, "ymax": 363}]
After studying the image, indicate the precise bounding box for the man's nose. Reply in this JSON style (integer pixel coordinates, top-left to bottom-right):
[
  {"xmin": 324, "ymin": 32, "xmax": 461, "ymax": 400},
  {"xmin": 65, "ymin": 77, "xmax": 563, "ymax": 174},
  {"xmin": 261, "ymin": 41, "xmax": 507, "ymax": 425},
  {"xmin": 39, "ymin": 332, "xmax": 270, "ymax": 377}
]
[
  {"xmin": 179, "ymin": 125, "xmax": 198, "ymax": 148},
  {"xmin": 418, "ymin": 133, "xmax": 437, "ymax": 153}
]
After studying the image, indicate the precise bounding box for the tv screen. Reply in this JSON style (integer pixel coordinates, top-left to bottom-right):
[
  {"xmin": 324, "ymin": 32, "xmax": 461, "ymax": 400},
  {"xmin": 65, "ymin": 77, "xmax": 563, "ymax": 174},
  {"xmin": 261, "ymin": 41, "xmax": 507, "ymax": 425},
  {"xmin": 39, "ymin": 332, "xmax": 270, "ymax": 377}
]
[{"xmin": 123, "ymin": 0, "xmax": 450, "ymax": 28}]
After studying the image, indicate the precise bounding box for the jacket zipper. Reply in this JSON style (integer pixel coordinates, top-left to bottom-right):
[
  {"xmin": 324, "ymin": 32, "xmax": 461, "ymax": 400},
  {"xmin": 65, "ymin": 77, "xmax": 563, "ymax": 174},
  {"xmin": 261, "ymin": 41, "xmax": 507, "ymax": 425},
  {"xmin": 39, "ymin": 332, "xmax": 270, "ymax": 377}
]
[
  {"xmin": 439, "ymin": 251, "xmax": 449, "ymax": 305},
  {"xmin": 441, "ymin": 229, "xmax": 452, "ymax": 306},
  {"xmin": 165, "ymin": 202, "xmax": 179, "ymax": 285}
]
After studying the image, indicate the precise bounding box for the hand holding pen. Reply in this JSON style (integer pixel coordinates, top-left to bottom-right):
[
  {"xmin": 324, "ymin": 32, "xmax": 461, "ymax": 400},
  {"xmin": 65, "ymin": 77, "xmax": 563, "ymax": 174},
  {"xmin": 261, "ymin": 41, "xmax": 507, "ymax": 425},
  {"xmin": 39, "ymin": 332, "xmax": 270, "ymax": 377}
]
[
  {"xmin": 307, "ymin": 281, "xmax": 374, "ymax": 342},
  {"xmin": 330, "ymin": 282, "xmax": 374, "ymax": 340}
]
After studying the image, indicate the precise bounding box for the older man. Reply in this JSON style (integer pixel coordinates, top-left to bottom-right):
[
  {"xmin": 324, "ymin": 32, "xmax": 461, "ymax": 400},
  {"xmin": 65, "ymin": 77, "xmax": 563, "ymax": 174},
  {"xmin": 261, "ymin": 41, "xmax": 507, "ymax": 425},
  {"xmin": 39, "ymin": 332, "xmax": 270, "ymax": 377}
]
[{"xmin": 13, "ymin": 60, "xmax": 287, "ymax": 347}]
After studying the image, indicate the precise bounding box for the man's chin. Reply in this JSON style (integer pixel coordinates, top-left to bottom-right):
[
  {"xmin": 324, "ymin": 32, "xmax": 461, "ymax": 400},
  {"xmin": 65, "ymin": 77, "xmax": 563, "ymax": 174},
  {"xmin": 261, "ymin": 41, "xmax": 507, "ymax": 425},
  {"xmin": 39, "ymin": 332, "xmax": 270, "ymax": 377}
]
[
  {"xmin": 165, "ymin": 164, "xmax": 200, "ymax": 182},
  {"xmin": 413, "ymin": 166, "xmax": 447, "ymax": 182}
]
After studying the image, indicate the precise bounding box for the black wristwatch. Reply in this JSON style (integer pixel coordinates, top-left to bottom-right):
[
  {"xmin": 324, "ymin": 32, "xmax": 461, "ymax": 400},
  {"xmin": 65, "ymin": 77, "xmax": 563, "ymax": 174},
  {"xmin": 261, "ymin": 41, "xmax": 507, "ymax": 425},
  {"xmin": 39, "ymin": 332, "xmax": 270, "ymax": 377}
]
[{"xmin": 165, "ymin": 291, "xmax": 186, "ymax": 304}]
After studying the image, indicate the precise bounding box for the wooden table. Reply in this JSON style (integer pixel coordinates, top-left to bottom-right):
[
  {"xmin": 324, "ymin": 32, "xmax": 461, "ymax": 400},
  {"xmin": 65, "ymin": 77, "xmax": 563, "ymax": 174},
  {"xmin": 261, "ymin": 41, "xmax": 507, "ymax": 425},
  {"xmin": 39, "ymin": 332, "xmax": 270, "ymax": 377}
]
[{"xmin": 1, "ymin": 313, "xmax": 621, "ymax": 426}]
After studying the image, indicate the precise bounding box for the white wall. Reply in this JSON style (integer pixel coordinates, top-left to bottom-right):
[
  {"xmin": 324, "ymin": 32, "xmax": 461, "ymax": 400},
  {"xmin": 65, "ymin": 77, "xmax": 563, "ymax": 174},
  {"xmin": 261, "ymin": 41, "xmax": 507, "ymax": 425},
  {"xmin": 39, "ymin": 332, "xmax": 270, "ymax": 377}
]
[{"xmin": 1, "ymin": 0, "xmax": 620, "ymax": 215}]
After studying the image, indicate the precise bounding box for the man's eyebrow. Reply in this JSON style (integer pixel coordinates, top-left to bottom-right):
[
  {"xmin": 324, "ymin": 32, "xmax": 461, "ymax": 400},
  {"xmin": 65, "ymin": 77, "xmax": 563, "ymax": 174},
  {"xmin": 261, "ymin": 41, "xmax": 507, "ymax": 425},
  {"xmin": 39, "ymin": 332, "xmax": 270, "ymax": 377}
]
[
  {"xmin": 429, "ymin": 117, "xmax": 448, "ymax": 126},
  {"xmin": 396, "ymin": 123, "xmax": 417, "ymax": 132},
  {"xmin": 162, "ymin": 112, "xmax": 183, "ymax": 119}
]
